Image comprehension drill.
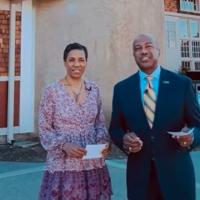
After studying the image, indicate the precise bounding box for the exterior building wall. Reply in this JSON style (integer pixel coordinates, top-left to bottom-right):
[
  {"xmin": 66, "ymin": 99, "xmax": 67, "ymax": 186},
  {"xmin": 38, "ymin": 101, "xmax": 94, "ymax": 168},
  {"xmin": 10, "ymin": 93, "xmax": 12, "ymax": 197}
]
[
  {"xmin": 164, "ymin": 0, "xmax": 200, "ymax": 72},
  {"xmin": 0, "ymin": 10, "xmax": 9, "ymax": 76},
  {"xmin": 35, "ymin": 0, "xmax": 165, "ymax": 124},
  {"xmin": 0, "ymin": 1, "xmax": 21, "ymax": 142},
  {"xmin": 0, "ymin": 2, "xmax": 21, "ymax": 129},
  {"xmin": 0, "ymin": 0, "xmax": 10, "ymax": 10},
  {"xmin": 0, "ymin": 10, "xmax": 21, "ymax": 77},
  {"xmin": 164, "ymin": 0, "xmax": 179, "ymax": 12}
]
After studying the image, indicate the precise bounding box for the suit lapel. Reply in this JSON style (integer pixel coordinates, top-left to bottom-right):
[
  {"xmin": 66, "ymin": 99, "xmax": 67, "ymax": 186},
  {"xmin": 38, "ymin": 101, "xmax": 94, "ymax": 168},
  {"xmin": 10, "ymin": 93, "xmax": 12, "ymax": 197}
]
[
  {"xmin": 129, "ymin": 69, "xmax": 173, "ymax": 130},
  {"xmin": 128, "ymin": 72, "xmax": 150, "ymax": 130},
  {"xmin": 153, "ymin": 68, "xmax": 171, "ymax": 130}
]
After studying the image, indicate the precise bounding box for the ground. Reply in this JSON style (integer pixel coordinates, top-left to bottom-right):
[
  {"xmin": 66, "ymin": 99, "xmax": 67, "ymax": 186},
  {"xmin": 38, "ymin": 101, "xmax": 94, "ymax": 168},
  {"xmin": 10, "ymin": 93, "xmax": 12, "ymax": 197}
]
[
  {"xmin": 0, "ymin": 139, "xmax": 126, "ymax": 162},
  {"xmin": 0, "ymin": 142, "xmax": 46, "ymax": 162}
]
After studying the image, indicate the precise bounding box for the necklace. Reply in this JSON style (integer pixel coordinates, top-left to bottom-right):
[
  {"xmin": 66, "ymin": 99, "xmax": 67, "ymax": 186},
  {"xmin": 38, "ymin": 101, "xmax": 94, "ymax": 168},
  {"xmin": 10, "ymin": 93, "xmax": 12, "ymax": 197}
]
[
  {"xmin": 64, "ymin": 79, "xmax": 83, "ymax": 103},
  {"xmin": 71, "ymin": 83, "xmax": 83, "ymax": 102}
]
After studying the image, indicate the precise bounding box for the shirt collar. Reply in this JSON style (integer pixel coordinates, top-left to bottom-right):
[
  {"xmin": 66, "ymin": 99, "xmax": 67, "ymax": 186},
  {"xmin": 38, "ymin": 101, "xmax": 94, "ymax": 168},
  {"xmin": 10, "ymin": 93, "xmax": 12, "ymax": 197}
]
[{"xmin": 139, "ymin": 65, "xmax": 161, "ymax": 80}]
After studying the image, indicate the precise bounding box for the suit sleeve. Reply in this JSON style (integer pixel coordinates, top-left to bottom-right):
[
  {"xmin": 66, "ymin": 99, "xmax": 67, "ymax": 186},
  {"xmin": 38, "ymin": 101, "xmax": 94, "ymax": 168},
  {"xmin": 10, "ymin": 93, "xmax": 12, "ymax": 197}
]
[
  {"xmin": 109, "ymin": 85, "xmax": 127, "ymax": 150},
  {"xmin": 94, "ymin": 87, "xmax": 110, "ymax": 143},
  {"xmin": 184, "ymin": 78, "xmax": 200, "ymax": 149}
]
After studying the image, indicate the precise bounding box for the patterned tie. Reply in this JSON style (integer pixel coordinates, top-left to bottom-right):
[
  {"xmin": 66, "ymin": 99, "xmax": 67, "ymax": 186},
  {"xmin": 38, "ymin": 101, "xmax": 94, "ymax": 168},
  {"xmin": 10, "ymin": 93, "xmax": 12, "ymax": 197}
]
[{"xmin": 143, "ymin": 76, "xmax": 156, "ymax": 128}]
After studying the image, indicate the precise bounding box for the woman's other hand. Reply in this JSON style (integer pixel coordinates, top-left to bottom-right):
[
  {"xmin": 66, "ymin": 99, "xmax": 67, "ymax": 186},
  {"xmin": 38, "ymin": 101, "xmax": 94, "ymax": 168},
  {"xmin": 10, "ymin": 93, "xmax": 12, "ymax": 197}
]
[
  {"xmin": 101, "ymin": 143, "xmax": 111, "ymax": 158},
  {"xmin": 62, "ymin": 143, "xmax": 87, "ymax": 158}
]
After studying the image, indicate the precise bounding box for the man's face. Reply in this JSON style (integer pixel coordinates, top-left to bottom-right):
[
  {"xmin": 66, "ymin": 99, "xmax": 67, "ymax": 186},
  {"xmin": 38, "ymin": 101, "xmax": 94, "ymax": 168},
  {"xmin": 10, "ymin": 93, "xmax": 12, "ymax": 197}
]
[{"xmin": 133, "ymin": 35, "xmax": 160, "ymax": 74}]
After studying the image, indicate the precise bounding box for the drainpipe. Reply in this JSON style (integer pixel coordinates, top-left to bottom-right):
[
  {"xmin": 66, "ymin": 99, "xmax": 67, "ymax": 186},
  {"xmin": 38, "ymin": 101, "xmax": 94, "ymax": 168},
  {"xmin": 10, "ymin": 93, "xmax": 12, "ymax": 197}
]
[{"xmin": 7, "ymin": 1, "xmax": 16, "ymax": 144}]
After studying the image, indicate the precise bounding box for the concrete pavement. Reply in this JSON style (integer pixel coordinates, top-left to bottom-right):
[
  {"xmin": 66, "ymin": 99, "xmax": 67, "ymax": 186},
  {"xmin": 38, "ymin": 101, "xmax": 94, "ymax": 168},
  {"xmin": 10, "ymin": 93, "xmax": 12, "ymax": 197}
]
[
  {"xmin": 0, "ymin": 160, "xmax": 126, "ymax": 200},
  {"xmin": 0, "ymin": 151, "xmax": 199, "ymax": 200}
]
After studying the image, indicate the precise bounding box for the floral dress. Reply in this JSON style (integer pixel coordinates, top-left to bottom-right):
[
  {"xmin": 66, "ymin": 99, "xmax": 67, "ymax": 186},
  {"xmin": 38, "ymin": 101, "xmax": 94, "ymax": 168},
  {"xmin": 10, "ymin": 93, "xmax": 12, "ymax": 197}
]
[{"xmin": 38, "ymin": 80, "xmax": 112, "ymax": 200}]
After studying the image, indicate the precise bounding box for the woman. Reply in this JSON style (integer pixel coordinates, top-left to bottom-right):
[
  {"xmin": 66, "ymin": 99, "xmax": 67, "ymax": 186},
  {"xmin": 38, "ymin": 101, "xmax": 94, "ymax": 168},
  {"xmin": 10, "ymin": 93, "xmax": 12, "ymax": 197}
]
[{"xmin": 39, "ymin": 43, "xmax": 112, "ymax": 200}]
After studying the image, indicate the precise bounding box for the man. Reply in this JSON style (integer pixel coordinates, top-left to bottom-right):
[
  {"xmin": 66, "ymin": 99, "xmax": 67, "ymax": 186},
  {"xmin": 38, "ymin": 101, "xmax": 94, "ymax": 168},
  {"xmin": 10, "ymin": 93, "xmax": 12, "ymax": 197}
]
[{"xmin": 109, "ymin": 33, "xmax": 200, "ymax": 200}]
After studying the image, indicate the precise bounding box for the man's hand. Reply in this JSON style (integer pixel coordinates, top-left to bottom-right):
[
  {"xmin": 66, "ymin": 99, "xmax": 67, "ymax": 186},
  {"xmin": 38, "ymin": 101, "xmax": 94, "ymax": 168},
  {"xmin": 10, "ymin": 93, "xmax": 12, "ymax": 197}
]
[
  {"xmin": 123, "ymin": 132, "xmax": 143, "ymax": 153},
  {"xmin": 172, "ymin": 127, "xmax": 194, "ymax": 148}
]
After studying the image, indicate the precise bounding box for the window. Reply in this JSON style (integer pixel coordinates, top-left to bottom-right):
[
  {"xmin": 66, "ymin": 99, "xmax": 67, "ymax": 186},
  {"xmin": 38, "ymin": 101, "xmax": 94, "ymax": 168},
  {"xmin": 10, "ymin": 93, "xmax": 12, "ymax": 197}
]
[
  {"xmin": 178, "ymin": 19, "xmax": 188, "ymax": 38},
  {"xmin": 166, "ymin": 21, "xmax": 176, "ymax": 48},
  {"xmin": 178, "ymin": 19, "xmax": 200, "ymax": 71},
  {"xmin": 180, "ymin": 0, "xmax": 200, "ymax": 13},
  {"xmin": 192, "ymin": 41, "xmax": 200, "ymax": 57},
  {"xmin": 195, "ymin": 61, "xmax": 200, "ymax": 70},
  {"xmin": 181, "ymin": 61, "xmax": 191, "ymax": 70},
  {"xmin": 181, "ymin": 40, "xmax": 190, "ymax": 57},
  {"xmin": 190, "ymin": 21, "xmax": 200, "ymax": 38}
]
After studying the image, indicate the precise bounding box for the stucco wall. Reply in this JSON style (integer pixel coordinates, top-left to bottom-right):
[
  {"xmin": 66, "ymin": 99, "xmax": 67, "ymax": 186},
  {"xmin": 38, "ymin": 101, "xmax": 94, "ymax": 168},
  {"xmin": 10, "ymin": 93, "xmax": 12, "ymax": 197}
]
[
  {"xmin": 0, "ymin": 0, "xmax": 10, "ymax": 10},
  {"xmin": 35, "ymin": 0, "xmax": 165, "ymax": 125},
  {"xmin": 0, "ymin": 0, "xmax": 21, "ymax": 10}
]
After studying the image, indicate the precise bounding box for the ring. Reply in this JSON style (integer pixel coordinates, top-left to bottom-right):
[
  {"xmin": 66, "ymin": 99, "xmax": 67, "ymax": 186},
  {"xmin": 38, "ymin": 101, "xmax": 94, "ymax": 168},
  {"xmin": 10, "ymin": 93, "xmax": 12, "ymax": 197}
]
[{"xmin": 129, "ymin": 147, "xmax": 132, "ymax": 152}]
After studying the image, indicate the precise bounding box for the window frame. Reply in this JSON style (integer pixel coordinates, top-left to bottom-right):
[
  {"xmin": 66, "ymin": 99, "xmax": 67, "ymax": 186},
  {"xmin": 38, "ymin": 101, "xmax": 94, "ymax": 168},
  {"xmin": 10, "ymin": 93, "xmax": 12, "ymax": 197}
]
[
  {"xmin": 178, "ymin": 18, "xmax": 200, "ymax": 71},
  {"xmin": 180, "ymin": 0, "xmax": 200, "ymax": 13}
]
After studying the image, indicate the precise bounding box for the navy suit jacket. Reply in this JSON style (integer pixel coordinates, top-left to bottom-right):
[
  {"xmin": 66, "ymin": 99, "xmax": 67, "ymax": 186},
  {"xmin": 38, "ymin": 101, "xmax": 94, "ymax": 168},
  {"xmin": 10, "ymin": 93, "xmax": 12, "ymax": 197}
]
[{"xmin": 109, "ymin": 68, "xmax": 200, "ymax": 200}]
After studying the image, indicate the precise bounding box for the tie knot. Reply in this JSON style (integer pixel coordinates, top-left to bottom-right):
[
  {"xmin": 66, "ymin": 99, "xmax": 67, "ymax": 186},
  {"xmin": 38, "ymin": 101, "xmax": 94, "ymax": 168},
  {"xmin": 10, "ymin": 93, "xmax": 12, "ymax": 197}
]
[
  {"xmin": 146, "ymin": 75, "xmax": 153, "ymax": 81},
  {"xmin": 145, "ymin": 76, "xmax": 153, "ymax": 89}
]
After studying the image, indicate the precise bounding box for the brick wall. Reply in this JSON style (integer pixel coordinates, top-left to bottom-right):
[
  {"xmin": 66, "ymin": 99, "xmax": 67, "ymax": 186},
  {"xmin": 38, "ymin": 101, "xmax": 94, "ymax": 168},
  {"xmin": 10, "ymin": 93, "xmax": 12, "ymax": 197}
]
[
  {"xmin": 0, "ymin": 10, "xmax": 21, "ymax": 76},
  {"xmin": 164, "ymin": 0, "xmax": 179, "ymax": 12},
  {"xmin": 15, "ymin": 11, "xmax": 21, "ymax": 76},
  {"xmin": 0, "ymin": 10, "xmax": 21, "ymax": 128},
  {"xmin": 0, "ymin": 10, "xmax": 9, "ymax": 76}
]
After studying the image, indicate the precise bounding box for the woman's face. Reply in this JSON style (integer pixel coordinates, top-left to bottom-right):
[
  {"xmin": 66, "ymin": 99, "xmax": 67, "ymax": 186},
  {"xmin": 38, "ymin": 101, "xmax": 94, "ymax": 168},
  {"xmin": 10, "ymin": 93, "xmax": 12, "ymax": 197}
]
[{"xmin": 64, "ymin": 49, "xmax": 87, "ymax": 79}]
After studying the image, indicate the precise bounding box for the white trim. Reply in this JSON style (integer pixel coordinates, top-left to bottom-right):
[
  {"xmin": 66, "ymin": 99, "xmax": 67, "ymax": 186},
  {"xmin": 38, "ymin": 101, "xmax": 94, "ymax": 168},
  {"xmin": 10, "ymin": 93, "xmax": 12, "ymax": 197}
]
[
  {"xmin": 165, "ymin": 14, "xmax": 200, "ymax": 71},
  {"xmin": 165, "ymin": 11, "xmax": 200, "ymax": 19},
  {"xmin": 0, "ymin": 127, "xmax": 20, "ymax": 136},
  {"xmin": 20, "ymin": 0, "xmax": 35, "ymax": 133},
  {"xmin": 179, "ymin": 0, "xmax": 200, "ymax": 13},
  {"xmin": 7, "ymin": 3, "xmax": 16, "ymax": 142},
  {"xmin": 0, "ymin": 76, "xmax": 20, "ymax": 81}
]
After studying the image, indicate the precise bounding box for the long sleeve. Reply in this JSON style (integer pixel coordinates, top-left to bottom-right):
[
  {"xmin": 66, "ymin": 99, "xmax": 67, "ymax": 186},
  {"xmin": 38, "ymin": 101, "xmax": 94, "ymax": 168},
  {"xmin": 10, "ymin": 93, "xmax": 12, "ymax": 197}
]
[
  {"xmin": 38, "ymin": 86, "xmax": 65, "ymax": 151},
  {"xmin": 94, "ymin": 87, "xmax": 110, "ymax": 143},
  {"xmin": 184, "ymin": 78, "xmax": 200, "ymax": 149},
  {"xmin": 109, "ymin": 85, "xmax": 127, "ymax": 150}
]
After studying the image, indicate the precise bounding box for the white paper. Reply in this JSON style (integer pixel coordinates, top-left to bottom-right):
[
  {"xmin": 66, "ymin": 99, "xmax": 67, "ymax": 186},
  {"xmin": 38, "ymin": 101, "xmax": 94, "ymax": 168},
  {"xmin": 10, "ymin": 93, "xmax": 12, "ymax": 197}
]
[
  {"xmin": 82, "ymin": 144, "xmax": 107, "ymax": 159},
  {"xmin": 168, "ymin": 128, "xmax": 194, "ymax": 136}
]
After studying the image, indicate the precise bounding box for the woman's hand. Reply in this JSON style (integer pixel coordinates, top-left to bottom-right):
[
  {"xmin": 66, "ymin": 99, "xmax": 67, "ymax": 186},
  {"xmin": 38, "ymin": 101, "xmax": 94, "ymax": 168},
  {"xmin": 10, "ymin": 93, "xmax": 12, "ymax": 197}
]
[
  {"xmin": 101, "ymin": 143, "xmax": 111, "ymax": 158},
  {"xmin": 62, "ymin": 143, "xmax": 86, "ymax": 158}
]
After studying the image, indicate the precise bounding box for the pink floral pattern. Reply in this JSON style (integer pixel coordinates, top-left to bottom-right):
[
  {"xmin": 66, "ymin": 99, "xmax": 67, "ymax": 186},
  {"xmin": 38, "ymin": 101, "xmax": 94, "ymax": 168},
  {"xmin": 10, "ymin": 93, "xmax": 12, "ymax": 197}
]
[
  {"xmin": 38, "ymin": 80, "xmax": 112, "ymax": 199},
  {"xmin": 39, "ymin": 167, "xmax": 112, "ymax": 200}
]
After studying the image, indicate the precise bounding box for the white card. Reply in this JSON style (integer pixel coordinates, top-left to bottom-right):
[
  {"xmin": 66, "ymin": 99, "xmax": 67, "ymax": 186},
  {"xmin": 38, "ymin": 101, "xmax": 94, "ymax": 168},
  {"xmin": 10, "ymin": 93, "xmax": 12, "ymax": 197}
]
[
  {"xmin": 82, "ymin": 144, "xmax": 107, "ymax": 159},
  {"xmin": 168, "ymin": 128, "xmax": 194, "ymax": 136}
]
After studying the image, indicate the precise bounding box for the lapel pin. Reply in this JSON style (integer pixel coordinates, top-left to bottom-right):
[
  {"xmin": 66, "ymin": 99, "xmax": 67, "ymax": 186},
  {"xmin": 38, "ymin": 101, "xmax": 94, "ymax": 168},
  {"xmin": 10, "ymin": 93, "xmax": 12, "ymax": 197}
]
[{"xmin": 162, "ymin": 80, "xmax": 170, "ymax": 84}]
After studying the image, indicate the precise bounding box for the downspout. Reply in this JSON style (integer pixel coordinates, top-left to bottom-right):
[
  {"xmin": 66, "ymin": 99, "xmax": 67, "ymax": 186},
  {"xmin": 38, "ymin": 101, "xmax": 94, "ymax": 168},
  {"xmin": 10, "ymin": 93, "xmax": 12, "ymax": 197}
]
[{"xmin": 7, "ymin": 0, "xmax": 16, "ymax": 144}]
